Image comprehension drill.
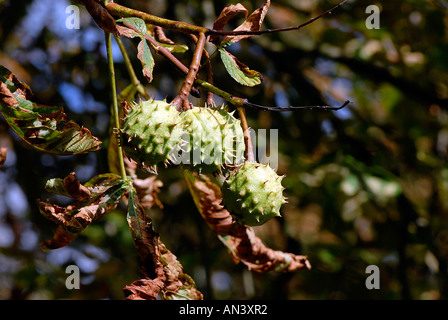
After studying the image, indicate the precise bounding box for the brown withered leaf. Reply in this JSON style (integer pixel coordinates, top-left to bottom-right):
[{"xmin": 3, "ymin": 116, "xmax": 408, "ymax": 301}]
[
  {"xmin": 40, "ymin": 225, "xmax": 78, "ymax": 251},
  {"xmin": 0, "ymin": 147, "xmax": 6, "ymax": 168},
  {"xmin": 0, "ymin": 66, "xmax": 101, "ymax": 155},
  {"xmin": 183, "ymin": 170, "xmax": 311, "ymax": 273},
  {"xmin": 63, "ymin": 172, "xmax": 91, "ymax": 199},
  {"xmin": 222, "ymin": 0, "xmax": 271, "ymax": 45},
  {"xmin": 38, "ymin": 173, "xmax": 129, "ymax": 250},
  {"xmin": 123, "ymin": 187, "xmax": 166, "ymax": 300},
  {"xmin": 159, "ymin": 241, "xmax": 203, "ymax": 300},
  {"xmin": 124, "ymin": 177, "xmax": 202, "ymax": 300},
  {"xmin": 210, "ymin": 3, "xmax": 248, "ymax": 44},
  {"xmin": 123, "ymin": 278, "xmax": 165, "ymax": 300},
  {"xmin": 82, "ymin": 0, "xmax": 118, "ymax": 35}
]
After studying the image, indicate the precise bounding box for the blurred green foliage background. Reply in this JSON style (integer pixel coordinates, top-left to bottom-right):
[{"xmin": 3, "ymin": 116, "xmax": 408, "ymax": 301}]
[{"xmin": 0, "ymin": 0, "xmax": 447, "ymax": 300}]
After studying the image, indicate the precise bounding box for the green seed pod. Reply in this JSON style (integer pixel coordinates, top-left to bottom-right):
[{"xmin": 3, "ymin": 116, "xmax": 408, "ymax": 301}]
[
  {"xmin": 121, "ymin": 99, "xmax": 184, "ymax": 167},
  {"xmin": 221, "ymin": 161, "xmax": 286, "ymax": 226},
  {"xmin": 179, "ymin": 106, "xmax": 245, "ymax": 173}
]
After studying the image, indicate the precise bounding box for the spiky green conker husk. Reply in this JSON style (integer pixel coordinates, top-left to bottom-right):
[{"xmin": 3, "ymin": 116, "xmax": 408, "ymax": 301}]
[
  {"xmin": 180, "ymin": 106, "xmax": 245, "ymax": 173},
  {"xmin": 221, "ymin": 161, "xmax": 286, "ymax": 226},
  {"xmin": 121, "ymin": 99, "xmax": 184, "ymax": 167}
]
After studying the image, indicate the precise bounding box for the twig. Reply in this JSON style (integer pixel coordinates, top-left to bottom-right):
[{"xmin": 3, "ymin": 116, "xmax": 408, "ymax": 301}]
[
  {"xmin": 171, "ymin": 32, "xmax": 206, "ymax": 111},
  {"xmin": 243, "ymin": 99, "xmax": 351, "ymax": 112},
  {"xmin": 189, "ymin": 34, "xmax": 215, "ymax": 107}
]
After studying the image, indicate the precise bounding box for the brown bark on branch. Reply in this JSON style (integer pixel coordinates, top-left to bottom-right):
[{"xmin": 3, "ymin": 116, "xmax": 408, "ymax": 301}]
[{"xmin": 171, "ymin": 32, "xmax": 206, "ymax": 111}]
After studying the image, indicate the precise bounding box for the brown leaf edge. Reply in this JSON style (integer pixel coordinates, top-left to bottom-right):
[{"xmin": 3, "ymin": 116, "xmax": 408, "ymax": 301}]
[{"xmin": 183, "ymin": 170, "xmax": 311, "ymax": 273}]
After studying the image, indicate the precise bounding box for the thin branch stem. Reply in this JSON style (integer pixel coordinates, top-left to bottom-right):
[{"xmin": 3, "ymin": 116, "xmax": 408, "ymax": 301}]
[
  {"xmin": 105, "ymin": 32, "xmax": 127, "ymax": 181},
  {"xmin": 189, "ymin": 34, "xmax": 215, "ymax": 107},
  {"xmin": 171, "ymin": 32, "xmax": 206, "ymax": 111},
  {"xmin": 107, "ymin": 3, "xmax": 207, "ymax": 35},
  {"xmin": 114, "ymin": 35, "xmax": 150, "ymax": 100},
  {"xmin": 243, "ymin": 99, "xmax": 351, "ymax": 112}
]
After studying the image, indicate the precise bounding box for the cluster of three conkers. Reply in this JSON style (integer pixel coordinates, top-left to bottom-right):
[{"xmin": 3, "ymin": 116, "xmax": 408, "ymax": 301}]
[{"xmin": 121, "ymin": 99, "xmax": 286, "ymax": 226}]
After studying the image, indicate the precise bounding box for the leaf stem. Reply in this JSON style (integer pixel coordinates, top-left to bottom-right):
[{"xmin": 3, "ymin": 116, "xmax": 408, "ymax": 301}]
[
  {"xmin": 114, "ymin": 35, "xmax": 150, "ymax": 100},
  {"xmin": 105, "ymin": 32, "xmax": 127, "ymax": 181}
]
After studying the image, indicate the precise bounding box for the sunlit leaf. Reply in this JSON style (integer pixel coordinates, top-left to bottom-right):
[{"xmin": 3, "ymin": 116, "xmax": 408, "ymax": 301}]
[
  {"xmin": 158, "ymin": 42, "xmax": 189, "ymax": 53},
  {"xmin": 0, "ymin": 66, "xmax": 101, "ymax": 155},
  {"xmin": 219, "ymin": 48, "xmax": 262, "ymax": 86},
  {"xmin": 116, "ymin": 17, "xmax": 148, "ymax": 36}
]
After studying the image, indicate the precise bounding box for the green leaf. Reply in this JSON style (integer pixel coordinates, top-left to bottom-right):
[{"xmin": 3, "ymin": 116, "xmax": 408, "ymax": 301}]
[
  {"xmin": 0, "ymin": 66, "xmax": 101, "ymax": 155},
  {"xmin": 116, "ymin": 17, "xmax": 148, "ymax": 36},
  {"xmin": 158, "ymin": 42, "xmax": 189, "ymax": 53},
  {"xmin": 137, "ymin": 39, "xmax": 155, "ymax": 82},
  {"xmin": 126, "ymin": 186, "xmax": 142, "ymax": 238},
  {"xmin": 219, "ymin": 48, "xmax": 262, "ymax": 87}
]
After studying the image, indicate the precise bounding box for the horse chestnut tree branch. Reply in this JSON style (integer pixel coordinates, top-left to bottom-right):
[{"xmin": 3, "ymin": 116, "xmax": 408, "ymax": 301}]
[{"xmin": 0, "ymin": 0, "xmax": 350, "ymax": 300}]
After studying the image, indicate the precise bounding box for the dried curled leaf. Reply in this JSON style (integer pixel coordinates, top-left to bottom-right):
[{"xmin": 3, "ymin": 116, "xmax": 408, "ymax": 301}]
[
  {"xmin": 125, "ymin": 157, "xmax": 164, "ymax": 210},
  {"xmin": 209, "ymin": 3, "xmax": 248, "ymax": 44},
  {"xmin": 222, "ymin": 0, "xmax": 271, "ymax": 45},
  {"xmin": 159, "ymin": 241, "xmax": 203, "ymax": 300},
  {"xmin": 45, "ymin": 172, "xmax": 91, "ymax": 199},
  {"xmin": 124, "ymin": 180, "xmax": 202, "ymax": 300},
  {"xmin": 38, "ymin": 173, "xmax": 129, "ymax": 250},
  {"xmin": 77, "ymin": 0, "xmax": 118, "ymax": 34},
  {"xmin": 183, "ymin": 170, "xmax": 311, "ymax": 273},
  {"xmin": 0, "ymin": 66, "xmax": 101, "ymax": 155}
]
